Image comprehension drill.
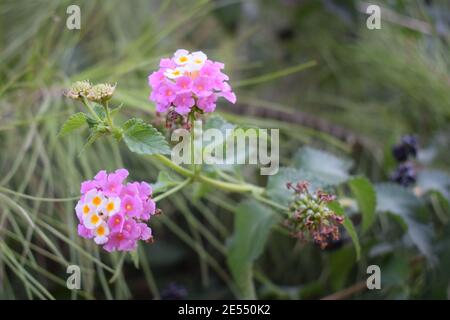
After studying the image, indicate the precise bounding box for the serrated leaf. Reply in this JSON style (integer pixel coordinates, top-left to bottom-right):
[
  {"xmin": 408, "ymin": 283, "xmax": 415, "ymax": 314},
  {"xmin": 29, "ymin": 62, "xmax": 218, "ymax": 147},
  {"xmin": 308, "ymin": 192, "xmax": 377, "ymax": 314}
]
[
  {"xmin": 293, "ymin": 147, "xmax": 353, "ymax": 186},
  {"xmin": 328, "ymin": 201, "xmax": 361, "ymax": 260},
  {"xmin": 58, "ymin": 112, "xmax": 87, "ymax": 137},
  {"xmin": 93, "ymin": 104, "xmax": 106, "ymax": 119},
  {"xmin": 227, "ymin": 200, "xmax": 278, "ymax": 299},
  {"xmin": 375, "ymin": 183, "xmax": 435, "ymax": 262},
  {"xmin": 152, "ymin": 171, "xmax": 181, "ymax": 194},
  {"xmin": 348, "ymin": 176, "xmax": 376, "ymax": 233},
  {"xmin": 123, "ymin": 118, "xmax": 170, "ymax": 155}
]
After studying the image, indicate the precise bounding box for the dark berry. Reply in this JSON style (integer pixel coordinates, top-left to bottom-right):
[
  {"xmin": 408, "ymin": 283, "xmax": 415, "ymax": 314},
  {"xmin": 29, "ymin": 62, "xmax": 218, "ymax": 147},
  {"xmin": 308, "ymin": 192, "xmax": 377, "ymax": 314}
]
[
  {"xmin": 392, "ymin": 145, "xmax": 409, "ymax": 162},
  {"xmin": 401, "ymin": 135, "xmax": 418, "ymax": 157},
  {"xmin": 391, "ymin": 162, "xmax": 416, "ymax": 187},
  {"xmin": 392, "ymin": 135, "xmax": 418, "ymax": 162}
]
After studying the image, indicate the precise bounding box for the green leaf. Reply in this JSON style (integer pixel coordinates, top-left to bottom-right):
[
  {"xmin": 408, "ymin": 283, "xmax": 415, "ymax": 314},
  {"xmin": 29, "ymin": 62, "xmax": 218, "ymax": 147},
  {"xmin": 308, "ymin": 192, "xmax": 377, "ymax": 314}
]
[
  {"xmin": 266, "ymin": 167, "xmax": 328, "ymax": 206},
  {"xmin": 348, "ymin": 176, "xmax": 376, "ymax": 233},
  {"xmin": 375, "ymin": 183, "xmax": 435, "ymax": 262},
  {"xmin": 93, "ymin": 103, "xmax": 106, "ymax": 119},
  {"xmin": 329, "ymin": 246, "xmax": 355, "ymax": 290},
  {"xmin": 58, "ymin": 112, "xmax": 87, "ymax": 137},
  {"xmin": 152, "ymin": 171, "xmax": 181, "ymax": 194},
  {"xmin": 416, "ymin": 169, "xmax": 450, "ymax": 199},
  {"xmin": 293, "ymin": 147, "xmax": 353, "ymax": 186},
  {"xmin": 375, "ymin": 183, "xmax": 423, "ymax": 218},
  {"xmin": 203, "ymin": 115, "xmax": 235, "ymax": 157},
  {"xmin": 78, "ymin": 131, "xmax": 103, "ymax": 156},
  {"xmin": 227, "ymin": 200, "xmax": 278, "ymax": 299},
  {"xmin": 328, "ymin": 201, "xmax": 361, "ymax": 260},
  {"xmin": 204, "ymin": 114, "xmax": 235, "ymax": 132},
  {"xmin": 202, "ymin": 115, "xmax": 270, "ymax": 172},
  {"xmin": 110, "ymin": 103, "xmax": 123, "ymax": 118},
  {"xmin": 122, "ymin": 118, "xmax": 170, "ymax": 155}
]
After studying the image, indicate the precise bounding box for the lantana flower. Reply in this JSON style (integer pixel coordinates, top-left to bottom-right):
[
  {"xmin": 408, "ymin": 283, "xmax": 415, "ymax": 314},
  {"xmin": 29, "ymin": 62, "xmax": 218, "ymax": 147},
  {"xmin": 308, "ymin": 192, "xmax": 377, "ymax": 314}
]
[
  {"xmin": 75, "ymin": 169, "xmax": 157, "ymax": 252},
  {"xmin": 148, "ymin": 49, "xmax": 236, "ymax": 116}
]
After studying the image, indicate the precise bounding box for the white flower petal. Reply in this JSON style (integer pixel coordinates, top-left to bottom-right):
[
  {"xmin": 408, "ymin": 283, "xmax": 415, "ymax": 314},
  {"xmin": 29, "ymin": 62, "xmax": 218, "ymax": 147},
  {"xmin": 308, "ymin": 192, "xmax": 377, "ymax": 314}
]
[
  {"xmin": 164, "ymin": 67, "xmax": 185, "ymax": 79},
  {"xmin": 192, "ymin": 51, "xmax": 207, "ymax": 61},
  {"xmin": 174, "ymin": 49, "xmax": 189, "ymax": 58},
  {"xmin": 105, "ymin": 197, "xmax": 121, "ymax": 216},
  {"xmin": 85, "ymin": 189, "xmax": 106, "ymax": 210},
  {"xmin": 94, "ymin": 236, "xmax": 108, "ymax": 245},
  {"xmin": 174, "ymin": 54, "xmax": 192, "ymax": 66},
  {"xmin": 84, "ymin": 212, "xmax": 102, "ymax": 229},
  {"xmin": 185, "ymin": 62, "xmax": 202, "ymax": 72}
]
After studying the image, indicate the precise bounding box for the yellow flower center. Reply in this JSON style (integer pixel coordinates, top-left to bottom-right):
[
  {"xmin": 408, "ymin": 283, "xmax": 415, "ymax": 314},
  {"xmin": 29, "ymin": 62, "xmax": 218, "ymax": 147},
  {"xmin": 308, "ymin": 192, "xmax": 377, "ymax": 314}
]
[
  {"xmin": 92, "ymin": 196, "xmax": 102, "ymax": 206},
  {"xmin": 106, "ymin": 202, "xmax": 115, "ymax": 212},
  {"xmin": 97, "ymin": 226, "xmax": 105, "ymax": 236},
  {"xmin": 91, "ymin": 215, "xmax": 100, "ymax": 225},
  {"xmin": 83, "ymin": 205, "xmax": 90, "ymax": 215},
  {"xmin": 179, "ymin": 56, "xmax": 188, "ymax": 63}
]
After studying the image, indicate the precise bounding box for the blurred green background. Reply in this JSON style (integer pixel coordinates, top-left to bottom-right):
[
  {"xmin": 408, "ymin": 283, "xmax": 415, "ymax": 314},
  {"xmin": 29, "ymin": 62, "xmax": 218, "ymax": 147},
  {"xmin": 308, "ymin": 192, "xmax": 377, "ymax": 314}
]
[{"xmin": 0, "ymin": 0, "xmax": 449, "ymax": 299}]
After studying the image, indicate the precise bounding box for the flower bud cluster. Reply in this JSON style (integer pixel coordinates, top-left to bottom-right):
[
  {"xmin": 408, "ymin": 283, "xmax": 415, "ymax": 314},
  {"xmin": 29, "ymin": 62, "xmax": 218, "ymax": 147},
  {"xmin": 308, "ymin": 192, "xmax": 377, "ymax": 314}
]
[{"xmin": 284, "ymin": 181, "xmax": 344, "ymax": 249}]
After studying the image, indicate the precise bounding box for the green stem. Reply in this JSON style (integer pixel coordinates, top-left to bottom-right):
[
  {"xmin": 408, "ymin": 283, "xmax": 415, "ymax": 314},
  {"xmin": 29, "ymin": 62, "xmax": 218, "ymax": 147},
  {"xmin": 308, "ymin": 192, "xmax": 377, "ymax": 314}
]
[
  {"xmin": 81, "ymin": 96, "xmax": 101, "ymax": 121},
  {"xmin": 190, "ymin": 113, "xmax": 195, "ymax": 171},
  {"xmin": 153, "ymin": 178, "xmax": 192, "ymax": 202},
  {"xmin": 0, "ymin": 186, "xmax": 79, "ymax": 202},
  {"xmin": 253, "ymin": 193, "xmax": 289, "ymax": 211},
  {"xmin": 152, "ymin": 154, "xmax": 264, "ymax": 194},
  {"xmin": 104, "ymin": 101, "xmax": 114, "ymax": 129},
  {"xmin": 109, "ymin": 252, "xmax": 127, "ymax": 283},
  {"xmin": 153, "ymin": 154, "xmax": 194, "ymax": 177},
  {"xmin": 198, "ymin": 175, "xmax": 263, "ymax": 194}
]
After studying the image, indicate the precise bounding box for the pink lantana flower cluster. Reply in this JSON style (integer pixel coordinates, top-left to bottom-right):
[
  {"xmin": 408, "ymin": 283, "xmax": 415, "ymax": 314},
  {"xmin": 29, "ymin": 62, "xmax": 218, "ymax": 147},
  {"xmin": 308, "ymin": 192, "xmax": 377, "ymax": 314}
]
[
  {"xmin": 148, "ymin": 49, "xmax": 236, "ymax": 116},
  {"xmin": 75, "ymin": 169, "xmax": 156, "ymax": 252}
]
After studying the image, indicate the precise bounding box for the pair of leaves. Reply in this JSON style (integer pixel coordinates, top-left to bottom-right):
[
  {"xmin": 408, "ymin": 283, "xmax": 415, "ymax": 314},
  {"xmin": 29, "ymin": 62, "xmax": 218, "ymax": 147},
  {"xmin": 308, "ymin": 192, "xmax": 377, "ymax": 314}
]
[
  {"xmin": 58, "ymin": 112, "xmax": 106, "ymax": 155},
  {"xmin": 59, "ymin": 111, "xmax": 171, "ymax": 156},
  {"xmin": 227, "ymin": 200, "xmax": 278, "ymax": 299}
]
